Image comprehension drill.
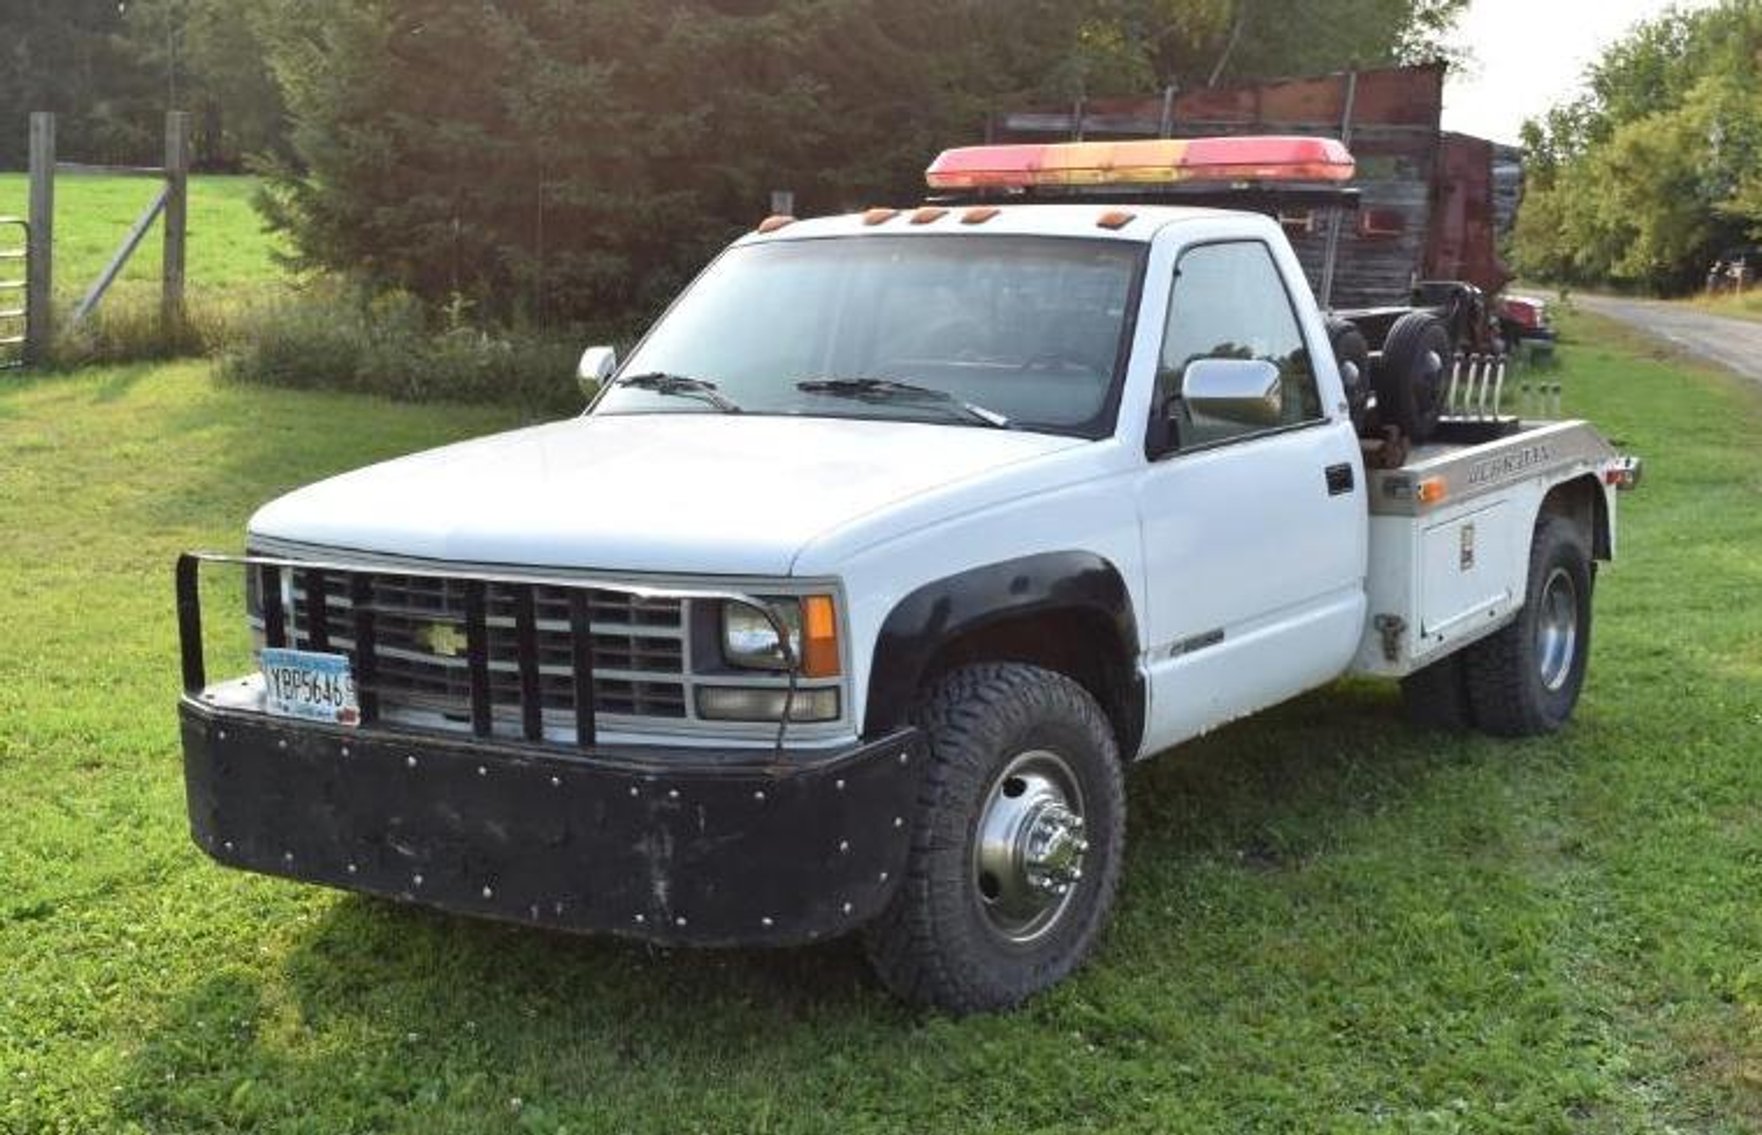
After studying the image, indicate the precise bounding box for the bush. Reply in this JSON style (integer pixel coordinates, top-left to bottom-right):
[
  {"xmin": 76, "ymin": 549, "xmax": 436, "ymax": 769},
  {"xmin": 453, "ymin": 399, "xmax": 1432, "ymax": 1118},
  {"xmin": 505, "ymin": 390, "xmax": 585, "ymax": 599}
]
[
  {"xmin": 216, "ymin": 282, "xmax": 601, "ymax": 414},
  {"xmin": 46, "ymin": 286, "xmax": 244, "ymax": 369}
]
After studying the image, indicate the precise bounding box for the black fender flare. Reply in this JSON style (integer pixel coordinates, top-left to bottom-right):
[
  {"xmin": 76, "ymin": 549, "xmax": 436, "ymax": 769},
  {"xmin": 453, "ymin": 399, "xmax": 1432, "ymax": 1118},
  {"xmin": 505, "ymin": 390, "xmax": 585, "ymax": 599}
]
[{"xmin": 862, "ymin": 552, "xmax": 1143, "ymax": 752}]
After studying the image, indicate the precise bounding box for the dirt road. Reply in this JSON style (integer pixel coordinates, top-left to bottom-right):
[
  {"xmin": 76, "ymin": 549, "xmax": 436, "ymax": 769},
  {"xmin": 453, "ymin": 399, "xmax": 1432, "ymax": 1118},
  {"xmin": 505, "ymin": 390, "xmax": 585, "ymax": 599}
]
[{"xmin": 1574, "ymin": 293, "xmax": 1762, "ymax": 382}]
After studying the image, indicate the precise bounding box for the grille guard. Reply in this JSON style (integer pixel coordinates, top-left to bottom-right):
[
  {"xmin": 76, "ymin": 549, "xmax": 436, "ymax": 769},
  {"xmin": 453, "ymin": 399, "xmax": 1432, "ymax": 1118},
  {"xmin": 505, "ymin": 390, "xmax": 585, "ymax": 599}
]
[{"xmin": 175, "ymin": 551, "xmax": 811, "ymax": 753}]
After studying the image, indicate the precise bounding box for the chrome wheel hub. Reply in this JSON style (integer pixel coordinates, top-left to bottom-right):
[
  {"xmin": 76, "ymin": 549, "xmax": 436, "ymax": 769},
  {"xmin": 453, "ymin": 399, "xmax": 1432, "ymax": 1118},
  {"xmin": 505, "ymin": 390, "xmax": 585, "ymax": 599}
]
[
  {"xmin": 1536, "ymin": 566, "xmax": 1578, "ymax": 692},
  {"xmin": 972, "ymin": 750, "xmax": 1088, "ymax": 944}
]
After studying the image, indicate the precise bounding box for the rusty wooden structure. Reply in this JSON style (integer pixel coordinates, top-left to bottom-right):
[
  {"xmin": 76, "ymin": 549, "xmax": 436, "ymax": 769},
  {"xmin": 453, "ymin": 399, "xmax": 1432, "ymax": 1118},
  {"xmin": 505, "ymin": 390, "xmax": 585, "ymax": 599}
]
[{"xmin": 996, "ymin": 64, "xmax": 1515, "ymax": 310}]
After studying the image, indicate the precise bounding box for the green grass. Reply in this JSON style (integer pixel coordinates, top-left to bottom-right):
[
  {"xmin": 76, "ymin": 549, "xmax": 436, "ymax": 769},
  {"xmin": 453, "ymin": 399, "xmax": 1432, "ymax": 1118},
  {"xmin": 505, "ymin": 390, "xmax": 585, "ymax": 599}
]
[
  {"xmin": 0, "ymin": 173, "xmax": 290, "ymax": 367},
  {"xmin": 0, "ymin": 173, "xmax": 288, "ymax": 300},
  {"xmin": 1690, "ymin": 290, "xmax": 1762, "ymax": 323},
  {"xmin": 2, "ymin": 318, "xmax": 1760, "ymax": 1132}
]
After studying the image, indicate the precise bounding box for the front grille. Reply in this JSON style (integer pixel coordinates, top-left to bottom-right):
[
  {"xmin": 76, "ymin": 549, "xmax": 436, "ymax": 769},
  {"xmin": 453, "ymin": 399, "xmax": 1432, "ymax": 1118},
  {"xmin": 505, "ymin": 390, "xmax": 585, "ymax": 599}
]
[{"xmin": 267, "ymin": 568, "xmax": 691, "ymax": 743}]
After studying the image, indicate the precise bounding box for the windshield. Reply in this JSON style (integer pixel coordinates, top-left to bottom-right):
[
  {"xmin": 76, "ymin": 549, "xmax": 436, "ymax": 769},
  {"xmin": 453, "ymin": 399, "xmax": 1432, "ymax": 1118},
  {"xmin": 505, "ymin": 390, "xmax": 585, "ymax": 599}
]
[{"xmin": 594, "ymin": 235, "xmax": 1144, "ymax": 437}]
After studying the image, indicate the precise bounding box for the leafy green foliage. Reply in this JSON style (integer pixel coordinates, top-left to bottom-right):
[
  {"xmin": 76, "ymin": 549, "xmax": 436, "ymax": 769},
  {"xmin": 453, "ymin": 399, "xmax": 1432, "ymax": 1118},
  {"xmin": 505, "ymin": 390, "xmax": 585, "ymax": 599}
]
[
  {"xmin": 254, "ymin": 0, "xmax": 1026, "ymax": 324},
  {"xmin": 121, "ymin": 0, "xmax": 291, "ymax": 168},
  {"xmin": 0, "ymin": 172, "xmax": 289, "ymax": 365},
  {"xmin": 1515, "ymin": 1, "xmax": 1762, "ymax": 292},
  {"xmin": 0, "ymin": 0, "xmax": 287, "ymax": 170},
  {"xmin": 217, "ymin": 282, "xmax": 588, "ymax": 414},
  {"xmin": 0, "ymin": 0, "xmax": 146, "ymax": 166},
  {"xmin": 256, "ymin": 0, "xmax": 1464, "ymax": 330},
  {"xmin": 3, "ymin": 317, "xmax": 1762, "ymax": 1130}
]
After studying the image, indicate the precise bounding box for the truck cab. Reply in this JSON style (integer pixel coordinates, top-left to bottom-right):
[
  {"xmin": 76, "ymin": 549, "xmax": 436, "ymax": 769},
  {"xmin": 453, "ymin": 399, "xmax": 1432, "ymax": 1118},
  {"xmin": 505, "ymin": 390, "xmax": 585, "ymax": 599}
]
[{"xmin": 176, "ymin": 137, "xmax": 1638, "ymax": 1014}]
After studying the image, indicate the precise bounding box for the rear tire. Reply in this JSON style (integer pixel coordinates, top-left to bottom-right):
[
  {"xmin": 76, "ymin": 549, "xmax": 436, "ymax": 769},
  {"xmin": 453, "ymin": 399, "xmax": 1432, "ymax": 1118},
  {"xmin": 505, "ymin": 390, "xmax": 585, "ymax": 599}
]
[
  {"xmin": 863, "ymin": 663, "xmax": 1125, "ymax": 1015},
  {"xmin": 1375, "ymin": 313, "xmax": 1452, "ymax": 444},
  {"xmin": 1463, "ymin": 515, "xmax": 1594, "ymax": 736}
]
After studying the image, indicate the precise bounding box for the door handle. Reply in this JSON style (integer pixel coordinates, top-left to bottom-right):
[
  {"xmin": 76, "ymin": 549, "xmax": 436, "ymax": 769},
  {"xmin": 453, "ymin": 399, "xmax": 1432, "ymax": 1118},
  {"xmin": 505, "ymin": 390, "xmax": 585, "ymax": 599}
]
[{"xmin": 1325, "ymin": 463, "xmax": 1355, "ymax": 496}]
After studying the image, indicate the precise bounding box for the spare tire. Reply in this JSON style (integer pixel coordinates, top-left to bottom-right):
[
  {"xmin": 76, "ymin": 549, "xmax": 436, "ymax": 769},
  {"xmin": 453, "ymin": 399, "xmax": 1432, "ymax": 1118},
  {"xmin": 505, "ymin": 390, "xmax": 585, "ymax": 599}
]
[
  {"xmin": 1374, "ymin": 312, "xmax": 1452, "ymax": 445},
  {"xmin": 1326, "ymin": 318, "xmax": 1374, "ymax": 436}
]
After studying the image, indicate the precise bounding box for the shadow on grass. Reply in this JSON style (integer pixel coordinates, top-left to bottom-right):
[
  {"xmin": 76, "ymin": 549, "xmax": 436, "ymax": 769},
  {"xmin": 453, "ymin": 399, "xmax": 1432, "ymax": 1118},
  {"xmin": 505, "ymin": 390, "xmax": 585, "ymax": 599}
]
[
  {"xmin": 90, "ymin": 361, "xmax": 162, "ymax": 404},
  {"xmin": 144, "ymin": 369, "xmax": 532, "ymax": 539},
  {"xmin": 111, "ymin": 680, "xmax": 1494, "ymax": 1129}
]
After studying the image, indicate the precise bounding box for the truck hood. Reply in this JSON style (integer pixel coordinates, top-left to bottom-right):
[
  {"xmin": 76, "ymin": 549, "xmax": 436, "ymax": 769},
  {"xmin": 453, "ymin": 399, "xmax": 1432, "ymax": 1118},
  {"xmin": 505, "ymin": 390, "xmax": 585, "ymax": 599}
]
[{"xmin": 248, "ymin": 413, "xmax": 1086, "ymax": 576}]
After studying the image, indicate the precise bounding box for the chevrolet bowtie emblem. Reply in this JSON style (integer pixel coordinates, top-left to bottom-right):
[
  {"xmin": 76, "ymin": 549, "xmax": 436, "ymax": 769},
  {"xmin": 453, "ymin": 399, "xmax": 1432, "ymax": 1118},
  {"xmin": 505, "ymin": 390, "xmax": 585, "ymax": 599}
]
[{"xmin": 419, "ymin": 622, "xmax": 470, "ymax": 657}]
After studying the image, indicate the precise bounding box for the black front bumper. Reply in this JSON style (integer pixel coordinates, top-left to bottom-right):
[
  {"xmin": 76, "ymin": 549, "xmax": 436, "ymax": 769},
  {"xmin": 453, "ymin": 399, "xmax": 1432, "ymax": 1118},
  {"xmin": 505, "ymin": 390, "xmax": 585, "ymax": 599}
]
[{"xmin": 180, "ymin": 699, "xmax": 923, "ymax": 946}]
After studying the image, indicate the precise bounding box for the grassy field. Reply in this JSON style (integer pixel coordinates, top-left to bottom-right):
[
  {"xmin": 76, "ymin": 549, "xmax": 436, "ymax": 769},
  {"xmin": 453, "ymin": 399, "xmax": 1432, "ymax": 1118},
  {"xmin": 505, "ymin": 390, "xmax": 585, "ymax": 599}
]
[
  {"xmin": 1692, "ymin": 290, "xmax": 1762, "ymax": 324},
  {"xmin": 0, "ymin": 173, "xmax": 286, "ymax": 303},
  {"xmin": 2, "ymin": 314, "xmax": 1760, "ymax": 1132}
]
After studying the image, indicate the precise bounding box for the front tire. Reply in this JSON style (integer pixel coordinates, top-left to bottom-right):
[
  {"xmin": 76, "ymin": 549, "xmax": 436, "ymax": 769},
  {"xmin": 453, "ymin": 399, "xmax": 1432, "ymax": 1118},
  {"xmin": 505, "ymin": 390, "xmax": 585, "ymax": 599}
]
[
  {"xmin": 863, "ymin": 664, "xmax": 1125, "ymax": 1014},
  {"xmin": 1463, "ymin": 515, "xmax": 1594, "ymax": 736}
]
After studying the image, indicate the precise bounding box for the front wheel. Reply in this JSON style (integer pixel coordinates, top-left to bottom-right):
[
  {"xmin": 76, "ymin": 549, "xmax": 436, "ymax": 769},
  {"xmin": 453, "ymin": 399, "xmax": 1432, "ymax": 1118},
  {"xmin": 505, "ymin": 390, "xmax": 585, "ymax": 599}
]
[
  {"xmin": 863, "ymin": 664, "xmax": 1125, "ymax": 1014},
  {"xmin": 1463, "ymin": 515, "xmax": 1594, "ymax": 735}
]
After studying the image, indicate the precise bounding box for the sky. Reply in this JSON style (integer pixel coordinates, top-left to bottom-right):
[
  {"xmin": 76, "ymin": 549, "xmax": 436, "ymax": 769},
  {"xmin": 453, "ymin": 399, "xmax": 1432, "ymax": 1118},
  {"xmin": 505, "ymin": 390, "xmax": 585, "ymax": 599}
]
[{"xmin": 1440, "ymin": 0, "xmax": 1722, "ymax": 144}]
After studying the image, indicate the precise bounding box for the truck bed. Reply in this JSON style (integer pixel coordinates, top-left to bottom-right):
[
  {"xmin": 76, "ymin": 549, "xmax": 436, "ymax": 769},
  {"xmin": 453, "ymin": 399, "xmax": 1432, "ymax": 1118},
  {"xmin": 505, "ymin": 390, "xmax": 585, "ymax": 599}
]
[{"xmin": 1352, "ymin": 419, "xmax": 1621, "ymax": 676}]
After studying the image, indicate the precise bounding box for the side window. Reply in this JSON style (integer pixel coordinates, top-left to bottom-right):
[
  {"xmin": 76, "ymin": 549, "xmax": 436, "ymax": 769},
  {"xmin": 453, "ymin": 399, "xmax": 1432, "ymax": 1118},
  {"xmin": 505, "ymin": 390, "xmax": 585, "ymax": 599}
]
[{"xmin": 1156, "ymin": 241, "xmax": 1323, "ymax": 448}]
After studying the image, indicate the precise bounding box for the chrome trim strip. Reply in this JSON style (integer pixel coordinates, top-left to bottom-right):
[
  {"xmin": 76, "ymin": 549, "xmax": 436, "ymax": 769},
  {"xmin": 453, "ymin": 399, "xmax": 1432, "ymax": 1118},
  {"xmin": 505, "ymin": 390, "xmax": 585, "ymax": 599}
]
[{"xmin": 1367, "ymin": 420, "xmax": 1619, "ymax": 517}]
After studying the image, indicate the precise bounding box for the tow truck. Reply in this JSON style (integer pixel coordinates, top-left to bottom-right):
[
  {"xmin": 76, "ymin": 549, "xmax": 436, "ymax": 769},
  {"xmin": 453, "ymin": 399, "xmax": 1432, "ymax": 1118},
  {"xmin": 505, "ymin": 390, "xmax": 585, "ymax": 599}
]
[{"xmin": 175, "ymin": 136, "xmax": 1641, "ymax": 1013}]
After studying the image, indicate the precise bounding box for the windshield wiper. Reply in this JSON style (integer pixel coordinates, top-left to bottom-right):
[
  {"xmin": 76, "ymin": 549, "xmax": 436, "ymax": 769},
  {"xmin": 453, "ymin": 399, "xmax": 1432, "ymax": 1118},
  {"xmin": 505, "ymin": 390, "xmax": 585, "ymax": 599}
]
[
  {"xmin": 613, "ymin": 372, "xmax": 742, "ymax": 413},
  {"xmin": 795, "ymin": 377, "xmax": 1010, "ymax": 428}
]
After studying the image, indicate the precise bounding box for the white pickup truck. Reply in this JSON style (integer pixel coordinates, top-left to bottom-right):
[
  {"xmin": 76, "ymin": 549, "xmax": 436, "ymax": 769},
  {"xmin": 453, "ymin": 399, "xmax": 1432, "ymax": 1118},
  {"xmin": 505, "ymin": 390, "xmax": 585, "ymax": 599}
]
[{"xmin": 175, "ymin": 137, "xmax": 1640, "ymax": 1014}]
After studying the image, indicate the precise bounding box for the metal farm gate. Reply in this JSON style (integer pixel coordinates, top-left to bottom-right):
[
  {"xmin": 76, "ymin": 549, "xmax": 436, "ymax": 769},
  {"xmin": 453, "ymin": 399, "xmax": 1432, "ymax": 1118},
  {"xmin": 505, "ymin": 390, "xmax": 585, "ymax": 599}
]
[
  {"xmin": 9, "ymin": 111, "xmax": 191, "ymax": 369},
  {"xmin": 0, "ymin": 217, "xmax": 25, "ymax": 370}
]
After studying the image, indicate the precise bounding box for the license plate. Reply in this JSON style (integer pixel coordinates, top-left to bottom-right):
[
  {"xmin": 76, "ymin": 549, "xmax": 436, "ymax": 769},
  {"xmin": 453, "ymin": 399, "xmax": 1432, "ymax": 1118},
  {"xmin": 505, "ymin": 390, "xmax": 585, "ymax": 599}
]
[{"xmin": 261, "ymin": 648, "xmax": 361, "ymax": 727}]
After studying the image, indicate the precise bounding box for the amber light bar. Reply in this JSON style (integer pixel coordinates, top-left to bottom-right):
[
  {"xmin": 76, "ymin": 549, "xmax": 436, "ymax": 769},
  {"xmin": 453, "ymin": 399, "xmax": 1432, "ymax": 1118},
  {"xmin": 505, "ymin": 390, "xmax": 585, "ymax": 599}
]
[{"xmin": 925, "ymin": 136, "xmax": 1356, "ymax": 192}]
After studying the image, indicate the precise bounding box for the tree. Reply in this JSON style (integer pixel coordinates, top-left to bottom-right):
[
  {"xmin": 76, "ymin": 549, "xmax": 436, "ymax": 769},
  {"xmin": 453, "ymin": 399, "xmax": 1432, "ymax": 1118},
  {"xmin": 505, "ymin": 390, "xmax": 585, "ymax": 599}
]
[
  {"xmin": 1048, "ymin": 0, "xmax": 1466, "ymax": 99},
  {"xmin": 120, "ymin": 0, "xmax": 290, "ymax": 168},
  {"xmin": 1514, "ymin": 1, "xmax": 1762, "ymax": 292},
  {"xmin": 257, "ymin": 0, "xmax": 1469, "ymax": 328},
  {"xmin": 0, "ymin": 0, "xmax": 138, "ymax": 167},
  {"xmin": 0, "ymin": 0, "xmax": 287, "ymax": 170}
]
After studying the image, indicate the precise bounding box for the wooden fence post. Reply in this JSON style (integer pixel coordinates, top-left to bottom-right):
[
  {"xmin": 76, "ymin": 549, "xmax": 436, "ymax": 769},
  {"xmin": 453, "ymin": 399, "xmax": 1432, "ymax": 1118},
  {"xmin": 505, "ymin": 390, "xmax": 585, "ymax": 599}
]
[
  {"xmin": 162, "ymin": 111, "xmax": 191, "ymax": 335},
  {"xmin": 26, "ymin": 112, "xmax": 55, "ymax": 365}
]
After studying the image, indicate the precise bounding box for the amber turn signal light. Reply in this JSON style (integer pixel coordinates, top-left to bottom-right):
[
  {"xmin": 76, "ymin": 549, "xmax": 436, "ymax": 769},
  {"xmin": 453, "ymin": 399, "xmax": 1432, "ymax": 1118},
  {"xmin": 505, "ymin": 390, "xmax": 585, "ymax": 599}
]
[{"xmin": 801, "ymin": 595, "xmax": 841, "ymax": 678}]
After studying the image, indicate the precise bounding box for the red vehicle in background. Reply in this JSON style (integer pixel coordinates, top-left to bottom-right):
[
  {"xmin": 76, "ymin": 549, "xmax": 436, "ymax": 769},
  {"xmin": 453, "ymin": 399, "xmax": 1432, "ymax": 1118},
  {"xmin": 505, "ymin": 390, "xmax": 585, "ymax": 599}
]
[{"xmin": 1495, "ymin": 294, "xmax": 1556, "ymax": 355}]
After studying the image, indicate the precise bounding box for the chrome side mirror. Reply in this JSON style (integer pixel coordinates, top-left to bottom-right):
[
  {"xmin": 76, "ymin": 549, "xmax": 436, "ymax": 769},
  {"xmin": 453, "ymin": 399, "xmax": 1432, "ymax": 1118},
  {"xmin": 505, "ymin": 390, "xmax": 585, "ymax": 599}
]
[
  {"xmin": 577, "ymin": 345, "xmax": 618, "ymax": 398},
  {"xmin": 1182, "ymin": 357, "xmax": 1284, "ymax": 429}
]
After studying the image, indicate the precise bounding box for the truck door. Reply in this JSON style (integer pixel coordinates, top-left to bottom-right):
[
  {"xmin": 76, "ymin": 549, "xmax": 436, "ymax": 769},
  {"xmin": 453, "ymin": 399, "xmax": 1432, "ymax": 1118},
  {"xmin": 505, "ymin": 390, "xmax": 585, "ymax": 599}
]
[{"xmin": 1134, "ymin": 238, "xmax": 1367, "ymax": 750}]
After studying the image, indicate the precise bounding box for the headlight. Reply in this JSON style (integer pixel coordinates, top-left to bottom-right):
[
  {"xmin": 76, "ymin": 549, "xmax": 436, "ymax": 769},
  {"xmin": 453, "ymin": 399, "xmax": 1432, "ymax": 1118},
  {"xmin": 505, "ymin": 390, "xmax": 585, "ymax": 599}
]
[
  {"xmin": 723, "ymin": 600, "xmax": 804, "ymax": 669},
  {"xmin": 721, "ymin": 595, "xmax": 841, "ymax": 677}
]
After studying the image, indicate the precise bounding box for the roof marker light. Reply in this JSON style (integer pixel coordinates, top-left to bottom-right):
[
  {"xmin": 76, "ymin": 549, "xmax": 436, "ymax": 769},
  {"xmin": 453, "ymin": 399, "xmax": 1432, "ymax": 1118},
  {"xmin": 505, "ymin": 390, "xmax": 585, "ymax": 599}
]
[
  {"xmin": 925, "ymin": 136, "xmax": 1356, "ymax": 192},
  {"xmin": 961, "ymin": 206, "xmax": 1001, "ymax": 225},
  {"xmin": 1097, "ymin": 209, "xmax": 1137, "ymax": 230},
  {"xmin": 864, "ymin": 208, "xmax": 900, "ymax": 226},
  {"xmin": 911, "ymin": 206, "xmax": 949, "ymax": 225},
  {"xmin": 757, "ymin": 215, "xmax": 796, "ymax": 234}
]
